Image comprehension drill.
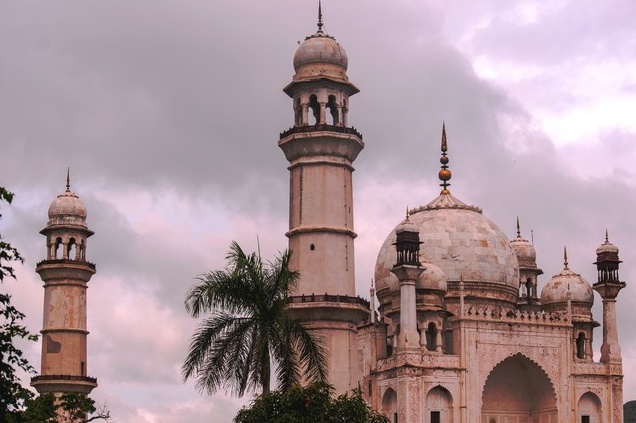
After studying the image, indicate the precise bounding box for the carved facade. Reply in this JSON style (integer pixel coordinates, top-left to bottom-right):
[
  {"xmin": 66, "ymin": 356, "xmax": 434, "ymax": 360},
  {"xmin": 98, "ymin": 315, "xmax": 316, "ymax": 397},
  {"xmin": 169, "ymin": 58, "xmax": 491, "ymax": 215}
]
[{"xmin": 281, "ymin": 9, "xmax": 625, "ymax": 423}]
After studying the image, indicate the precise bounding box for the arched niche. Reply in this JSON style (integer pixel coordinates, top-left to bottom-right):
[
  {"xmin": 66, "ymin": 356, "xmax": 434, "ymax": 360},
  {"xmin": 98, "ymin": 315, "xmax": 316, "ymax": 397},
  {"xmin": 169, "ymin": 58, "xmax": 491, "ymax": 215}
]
[
  {"xmin": 426, "ymin": 385, "xmax": 453, "ymax": 423},
  {"xmin": 481, "ymin": 353, "xmax": 557, "ymax": 422},
  {"xmin": 578, "ymin": 392, "xmax": 602, "ymax": 423},
  {"xmin": 381, "ymin": 387, "xmax": 397, "ymax": 422}
]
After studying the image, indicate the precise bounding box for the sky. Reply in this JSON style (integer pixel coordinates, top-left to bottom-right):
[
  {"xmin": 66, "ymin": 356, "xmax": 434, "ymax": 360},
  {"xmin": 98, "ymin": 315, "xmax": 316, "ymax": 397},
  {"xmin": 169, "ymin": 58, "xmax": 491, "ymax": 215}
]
[{"xmin": 1, "ymin": 0, "xmax": 635, "ymax": 421}]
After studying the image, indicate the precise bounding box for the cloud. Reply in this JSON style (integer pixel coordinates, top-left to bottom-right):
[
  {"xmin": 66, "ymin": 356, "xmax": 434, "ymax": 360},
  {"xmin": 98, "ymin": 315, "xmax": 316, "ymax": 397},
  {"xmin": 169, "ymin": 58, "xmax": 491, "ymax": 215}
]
[{"xmin": 1, "ymin": 1, "xmax": 635, "ymax": 421}]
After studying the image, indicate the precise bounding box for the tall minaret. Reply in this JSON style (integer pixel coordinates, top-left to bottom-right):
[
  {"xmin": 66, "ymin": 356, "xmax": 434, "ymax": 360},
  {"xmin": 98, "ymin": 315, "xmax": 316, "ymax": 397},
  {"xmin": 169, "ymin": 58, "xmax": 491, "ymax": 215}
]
[
  {"xmin": 31, "ymin": 173, "xmax": 97, "ymax": 396},
  {"xmin": 279, "ymin": 4, "xmax": 368, "ymax": 393}
]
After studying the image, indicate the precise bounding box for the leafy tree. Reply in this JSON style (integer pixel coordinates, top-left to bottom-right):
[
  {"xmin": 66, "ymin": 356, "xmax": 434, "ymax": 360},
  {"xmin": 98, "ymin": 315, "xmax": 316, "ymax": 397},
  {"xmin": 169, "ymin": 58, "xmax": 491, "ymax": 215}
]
[
  {"xmin": 183, "ymin": 241, "xmax": 327, "ymax": 396},
  {"xmin": 15, "ymin": 392, "xmax": 110, "ymax": 422},
  {"xmin": 233, "ymin": 382, "xmax": 390, "ymax": 423},
  {"xmin": 0, "ymin": 187, "xmax": 38, "ymax": 418}
]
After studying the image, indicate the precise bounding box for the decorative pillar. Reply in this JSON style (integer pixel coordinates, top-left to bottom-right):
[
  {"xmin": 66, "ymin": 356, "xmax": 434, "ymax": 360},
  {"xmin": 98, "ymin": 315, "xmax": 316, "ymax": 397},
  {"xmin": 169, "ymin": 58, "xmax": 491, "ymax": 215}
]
[{"xmin": 390, "ymin": 214, "xmax": 423, "ymax": 349}]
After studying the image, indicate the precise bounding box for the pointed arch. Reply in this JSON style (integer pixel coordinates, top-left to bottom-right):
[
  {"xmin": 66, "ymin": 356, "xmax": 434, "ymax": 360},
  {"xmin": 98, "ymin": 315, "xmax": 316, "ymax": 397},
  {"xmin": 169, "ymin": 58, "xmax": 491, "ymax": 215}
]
[
  {"xmin": 426, "ymin": 385, "xmax": 453, "ymax": 423},
  {"xmin": 578, "ymin": 392, "xmax": 601, "ymax": 423},
  {"xmin": 381, "ymin": 387, "xmax": 397, "ymax": 422},
  {"xmin": 481, "ymin": 353, "xmax": 557, "ymax": 421},
  {"xmin": 308, "ymin": 94, "xmax": 319, "ymax": 125}
]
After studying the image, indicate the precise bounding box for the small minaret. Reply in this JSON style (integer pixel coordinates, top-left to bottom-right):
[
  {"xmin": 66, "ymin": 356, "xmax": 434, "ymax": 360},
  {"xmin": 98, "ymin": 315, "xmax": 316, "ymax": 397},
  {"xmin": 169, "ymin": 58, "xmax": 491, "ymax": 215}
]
[
  {"xmin": 391, "ymin": 212, "xmax": 424, "ymax": 349},
  {"xmin": 31, "ymin": 172, "xmax": 97, "ymax": 395},
  {"xmin": 593, "ymin": 231, "xmax": 625, "ymax": 364},
  {"xmin": 510, "ymin": 217, "xmax": 543, "ymax": 305}
]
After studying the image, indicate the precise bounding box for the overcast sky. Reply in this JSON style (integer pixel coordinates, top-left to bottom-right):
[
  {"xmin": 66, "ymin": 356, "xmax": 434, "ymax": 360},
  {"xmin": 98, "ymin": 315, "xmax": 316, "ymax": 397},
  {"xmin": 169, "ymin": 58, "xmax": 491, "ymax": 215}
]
[{"xmin": 1, "ymin": 1, "xmax": 635, "ymax": 422}]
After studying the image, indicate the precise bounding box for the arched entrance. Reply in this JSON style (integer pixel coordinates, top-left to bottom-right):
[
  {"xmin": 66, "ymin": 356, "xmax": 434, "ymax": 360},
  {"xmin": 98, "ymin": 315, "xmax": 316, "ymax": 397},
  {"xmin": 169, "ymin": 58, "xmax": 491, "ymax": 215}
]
[
  {"xmin": 481, "ymin": 353, "xmax": 557, "ymax": 422},
  {"xmin": 578, "ymin": 392, "xmax": 601, "ymax": 423},
  {"xmin": 426, "ymin": 386, "xmax": 453, "ymax": 423},
  {"xmin": 382, "ymin": 388, "xmax": 397, "ymax": 423}
]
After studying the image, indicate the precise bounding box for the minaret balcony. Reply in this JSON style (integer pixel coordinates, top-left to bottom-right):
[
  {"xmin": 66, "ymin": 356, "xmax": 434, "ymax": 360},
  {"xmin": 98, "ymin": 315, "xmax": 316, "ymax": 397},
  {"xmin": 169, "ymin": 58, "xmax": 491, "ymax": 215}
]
[
  {"xmin": 31, "ymin": 374, "xmax": 98, "ymax": 395},
  {"xmin": 36, "ymin": 259, "xmax": 96, "ymax": 282},
  {"xmin": 279, "ymin": 125, "xmax": 364, "ymax": 164},
  {"xmin": 280, "ymin": 124, "xmax": 362, "ymax": 140},
  {"xmin": 287, "ymin": 294, "xmax": 370, "ymax": 325}
]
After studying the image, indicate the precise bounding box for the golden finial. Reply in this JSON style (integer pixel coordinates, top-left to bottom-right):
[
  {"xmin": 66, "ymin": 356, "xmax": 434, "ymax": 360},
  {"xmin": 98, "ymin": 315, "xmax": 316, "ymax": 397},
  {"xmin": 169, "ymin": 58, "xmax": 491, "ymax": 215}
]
[
  {"xmin": 438, "ymin": 122, "xmax": 452, "ymax": 194},
  {"xmin": 317, "ymin": 0, "xmax": 324, "ymax": 34},
  {"xmin": 66, "ymin": 167, "xmax": 71, "ymax": 192},
  {"xmin": 563, "ymin": 246, "xmax": 569, "ymax": 269},
  {"xmin": 516, "ymin": 216, "xmax": 521, "ymax": 238}
]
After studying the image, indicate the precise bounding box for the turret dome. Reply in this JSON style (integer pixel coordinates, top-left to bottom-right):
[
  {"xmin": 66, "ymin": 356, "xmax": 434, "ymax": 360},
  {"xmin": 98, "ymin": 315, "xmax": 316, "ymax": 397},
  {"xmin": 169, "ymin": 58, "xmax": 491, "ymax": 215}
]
[
  {"xmin": 416, "ymin": 262, "xmax": 447, "ymax": 292},
  {"xmin": 46, "ymin": 178, "xmax": 88, "ymax": 228},
  {"xmin": 540, "ymin": 255, "xmax": 593, "ymax": 306},
  {"xmin": 510, "ymin": 220, "xmax": 538, "ymax": 269},
  {"xmin": 293, "ymin": 33, "xmax": 348, "ymax": 72}
]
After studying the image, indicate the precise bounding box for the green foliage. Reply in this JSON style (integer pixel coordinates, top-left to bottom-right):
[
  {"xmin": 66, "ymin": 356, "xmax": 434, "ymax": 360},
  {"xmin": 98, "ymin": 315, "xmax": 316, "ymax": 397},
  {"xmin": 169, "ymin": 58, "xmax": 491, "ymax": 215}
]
[
  {"xmin": 0, "ymin": 187, "xmax": 38, "ymax": 418},
  {"xmin": 233, "ymin": 382, "xmax": 390, "ymax": 423},
  {"xmin": 13, "ymin": 392, "xmax": 109, "ymax": 423},
  {"xmin": 183, "ymin": 241, "xmax": 327, "ymax": 396},
  {"xmin": 15, "ymin": 393, "xmax": 57, "ymax": 422}
]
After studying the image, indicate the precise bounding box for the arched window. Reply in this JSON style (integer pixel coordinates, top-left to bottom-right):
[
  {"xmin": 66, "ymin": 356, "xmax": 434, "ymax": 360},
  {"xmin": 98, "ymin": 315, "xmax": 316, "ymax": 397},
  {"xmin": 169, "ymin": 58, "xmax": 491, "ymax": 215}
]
[
  {"xmin": 294, "ymin": 97, "xmax": 302, "ymax": 126},
  {"xmin": 576, "ymin": 332, "xmax": 586, "ymax": 359},
  {"xmin": 54, "ymin": 237, "xmax": 63, "ymax": 259},
  {"xmin": 308, "ymin": 95, "xmax": 320, "ymax": 125},
  {"xmin": 426, "ymin": 322, "xmax": 438, "ymax": 351},
  {"xmin": 326, "ymin": 94, "xmax": 339, "ymax": 125},
  {"xmin": 68, "ymin": 238, "xmax": 77, "ymax": 260}
]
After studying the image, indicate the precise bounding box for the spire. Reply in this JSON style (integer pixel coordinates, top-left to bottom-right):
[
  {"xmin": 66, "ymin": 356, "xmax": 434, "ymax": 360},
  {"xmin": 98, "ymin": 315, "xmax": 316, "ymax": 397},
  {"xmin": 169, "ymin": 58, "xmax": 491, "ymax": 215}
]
[
  {"xmin": 66, "ymin": 167, "xmax": 71, "ymax": 192},
  {"xmin": 605, "ymin": 228, "xmax": 609, "ymax": 243},
  {"xmin": 516, "ymin": 216, "xmax": 521, "ymax": 238},
  {"xmin": 317, "ymin": 0, "xmax": 324, "ymax": 34},
  {"xmin": 563, "ymin": 246, "xmax": 569, "ymax": 270},
  {"xmin": 438, "ymin": 122, "xmax": 452, "ymax": 195}
]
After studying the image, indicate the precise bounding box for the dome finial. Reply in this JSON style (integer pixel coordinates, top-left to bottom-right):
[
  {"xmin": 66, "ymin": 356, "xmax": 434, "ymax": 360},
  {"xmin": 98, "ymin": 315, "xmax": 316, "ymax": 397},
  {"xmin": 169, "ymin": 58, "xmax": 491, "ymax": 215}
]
[
  {"xmin": 516, "ymin": 216, "xmax": 521, "ymax": 238},
  {"xmin": 605, "ymin": 228, "xmax": 609, "ymax": 243},
  {"xmin": 563, "ymin": 246, "xmax": 569, "ymax": 270},
  {"xmin": 66, "ymin": 167, "xmax": 71, "ymax": 192},
  {"xmin": 317, "ymin": 0, "xmax": 324, "ymax": 34},
  {"xmin": 438, "ymin": 122, "xmax": 452, "ymax": 195}
]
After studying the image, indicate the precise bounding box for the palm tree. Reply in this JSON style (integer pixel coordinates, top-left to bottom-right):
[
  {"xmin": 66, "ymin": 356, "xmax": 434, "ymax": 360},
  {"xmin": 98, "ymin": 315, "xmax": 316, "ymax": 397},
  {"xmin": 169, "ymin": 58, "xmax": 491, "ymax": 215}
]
[{"xmin": 182, "ymin": 241, "xmax": 327, "ymax": 396}]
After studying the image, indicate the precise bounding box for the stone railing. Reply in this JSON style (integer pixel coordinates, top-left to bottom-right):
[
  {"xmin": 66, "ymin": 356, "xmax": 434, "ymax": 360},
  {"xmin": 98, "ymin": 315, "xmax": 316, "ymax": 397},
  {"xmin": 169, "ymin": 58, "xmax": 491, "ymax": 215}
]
[
  {"xmin": 31, "ymin": 374, "xmax": 97, "ymax": 384},
  {"xmin": 280, "ymin": 124, "xmax": 363, "ymax": 140},
  {"xmin": 36, "ymin": 259, "xmax": 96, "ymax": 269},
  {"xmin": 461, "ymin": 306, "xmax": 569, "ymax": 325},
  {"xmin": 287, "ymin": 294, "xmax": 369, "ymax": 308},
  {"xmin": 378, "ymin": 352, "xmax": 460, "ymax": 372}
]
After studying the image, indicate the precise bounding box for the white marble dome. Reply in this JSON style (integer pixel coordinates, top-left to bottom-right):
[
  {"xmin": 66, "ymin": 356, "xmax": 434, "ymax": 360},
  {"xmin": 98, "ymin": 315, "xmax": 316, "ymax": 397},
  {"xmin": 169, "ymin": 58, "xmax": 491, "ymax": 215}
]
[
  {"xmin": 596, "ymin": 239, "xmax": 619, "ymax": 256},
  {"xmin": 375, "ymin": 194, "xmax": 519, "ymax": 294},
  {"xmin": 540, "ymin": 267, "xmax": 593, "ymax": 305},
  {"xmin": 510, "ymin": 235, "xmax": 537, "ymax": 268},
  {"xmin": 293, "ymin": 33, "xmax": 348, "ymax": 71},
  {"xmin": 47, "ymin": 189, "xmax": 88, "ymax": 227}
]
